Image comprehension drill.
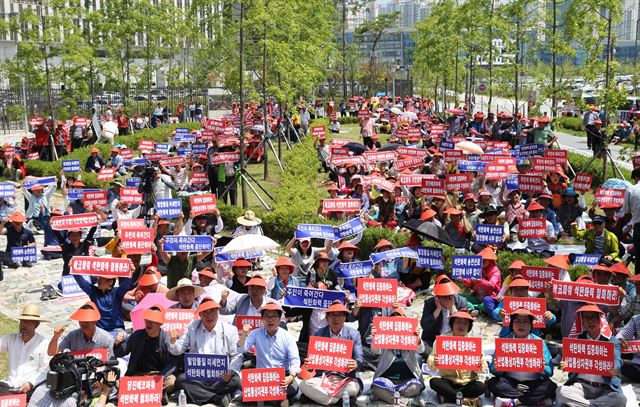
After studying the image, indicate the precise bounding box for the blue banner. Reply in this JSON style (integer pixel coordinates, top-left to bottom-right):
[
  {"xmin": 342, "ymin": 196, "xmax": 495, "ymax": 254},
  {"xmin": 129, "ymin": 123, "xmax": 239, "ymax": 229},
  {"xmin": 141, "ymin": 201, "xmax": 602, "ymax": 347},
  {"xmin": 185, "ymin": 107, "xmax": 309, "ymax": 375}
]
[
  {"xmin": 62, "ymin": 159, "xmax": 81, "ymax": 173},
  {"xmin": 125, "ymin": 158, "xmax": 149, "ymax": 167},
  {"xmin": 514, "ymin": 144, "xmax": 545, "ymax": 158},
  {"xmin": 451, "ymin": 255, "xmax": 482, "ymax": 279},
  {"xmin": 0, "ymin": 183, "xmax": 15, "ymax": 198},
  {"xmin": 467, "ymin": 154, "xmax": 481, "ymax": 161},
  {"xmin": 485, "ymin": 148, "xmax": 505, "ymax": 155},
  {"xmin": 60, "ymin": 275, "xmax": 91, "ymax": 296},
  {"xmin": 23, "ymin": 176, "xmax": 56, "ymax": 190},
  {"xmin": 192, "ymin": 143, "xmax": 208, "ymax": 155},
  {"xmin": 295, "ymin": 224, "xmax": 336, "ymax": 240},
  {"xmin": 335, "ymin": 218, "xmax": 366, "ymax": 240},
  {"xmin": 214, "ymin": 247, "xmax": 265, "ymax": 263},
  {"xmin": 68, "ymin": 188, "xmax": 100, "ymax": 200},
  {"xmin": 156, "ymin": 198, "xmax": 182, "ymax": 219},
  {"xmin": 184, "ymin": 354, "xmax": 228, "ymax": 382},
  {"xmin": 163, "ymin": 235, "xmax": 213, "ymax": 252},
  {"xmin": 175, "ymin": 127, "xmax": 190, "ymax": 134},
  {"xmin": 284, "ymin": 287, "xmax": 346, "ymax": 309},
  {"xmin": 370, "ymin": 247, "xmax": 418, "ymax": 264},
  {"xmin": 572, "ymin": 254, "xmax": 601, "ymax": 267},
  {"xmin": 506, "ymin": 174, "xmax": 519, "ymax": 190},
  {"xmin": 173, "ymin": 134, "xmax": 196, "ymax": 143},
  {"xmin": 334, "ymin": 260, "xmax": 374, "ymax": 278},
  {"xmin": 177, "ymin": 146, "xmax": 193, "ymax": 156},
  {"xmin": 126, "ymin": 177, "xmax": 141, "ymax": 188},
  {"xmin": 439, "ymin": 141, "xmax": 454, "ymax": 151},
  {"xmin": 11, "ymin": 246, "xmax": 37, "ymax": 264},
  {"xmin": 155, "ymin": 143, "xmax": 171, "ymax": 153},
  {"xmin": 475, "ymin": 224, "xmax": 505, "ymax": 245},
  {"xmin": 416, "ymin": 246, "xmax": 444, "ymax": 270},
  {"xmin": 457, "ymin": 160, "xmax": 486, "ymax": 173}
]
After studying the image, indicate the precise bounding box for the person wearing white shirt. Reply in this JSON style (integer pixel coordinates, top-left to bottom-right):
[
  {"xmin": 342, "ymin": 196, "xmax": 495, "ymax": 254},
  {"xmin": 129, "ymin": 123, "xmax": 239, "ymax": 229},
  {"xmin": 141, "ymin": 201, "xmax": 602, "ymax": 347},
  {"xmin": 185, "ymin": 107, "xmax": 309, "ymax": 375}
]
[
  {"xmin": 169, "ymin": 297, "xmax": 241, "ymax": 406},
  {"xmin": 622, "ymin": 168, "xmax": 640, "ymax": 275},
  {"xmin": 100, "ymin": 117, "xmax": 118, "ymax": 145},
  {"xmin": 520, "ymin": 200, "xmax": 556, "ymax": 258},
  {"xmin": 23, "ymin": 182, "xmax": 56, "ymax": 220},
  {"xmin": 0, "ymin": 304, "xmax": 50, "ymax": 396}
]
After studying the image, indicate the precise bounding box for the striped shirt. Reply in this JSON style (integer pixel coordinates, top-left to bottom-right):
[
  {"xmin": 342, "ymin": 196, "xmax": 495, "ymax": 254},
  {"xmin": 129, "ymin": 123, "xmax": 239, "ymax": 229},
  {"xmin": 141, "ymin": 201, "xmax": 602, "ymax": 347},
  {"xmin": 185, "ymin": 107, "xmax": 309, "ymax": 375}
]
[{"xmin": 616, "ymin": 314, "xmax": 640, "ymax": 364}]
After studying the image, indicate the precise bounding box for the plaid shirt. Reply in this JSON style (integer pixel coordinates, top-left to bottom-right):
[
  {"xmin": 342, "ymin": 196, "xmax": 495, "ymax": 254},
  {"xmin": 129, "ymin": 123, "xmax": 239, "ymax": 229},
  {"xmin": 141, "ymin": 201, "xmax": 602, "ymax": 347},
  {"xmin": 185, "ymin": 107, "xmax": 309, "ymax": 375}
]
[
  {"xmin": 616, "ymin": 314, "xmax": 640, "ymax": 364},
  {"xmin": 614, "ymin": 294, "xmax": 640, "ymax": 324}
]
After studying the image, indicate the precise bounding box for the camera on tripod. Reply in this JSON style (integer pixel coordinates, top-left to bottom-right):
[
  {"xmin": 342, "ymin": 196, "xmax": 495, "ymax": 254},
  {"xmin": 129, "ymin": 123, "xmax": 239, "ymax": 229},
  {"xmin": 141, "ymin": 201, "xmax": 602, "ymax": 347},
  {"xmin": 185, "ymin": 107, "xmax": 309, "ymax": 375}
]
[
  {"xmin": 138, "ymin": 163, "xmax": 160, "ymax": 195},
  {"xmin": 46, "ymin": 352, "xmax": 120, "ymax": 399}
]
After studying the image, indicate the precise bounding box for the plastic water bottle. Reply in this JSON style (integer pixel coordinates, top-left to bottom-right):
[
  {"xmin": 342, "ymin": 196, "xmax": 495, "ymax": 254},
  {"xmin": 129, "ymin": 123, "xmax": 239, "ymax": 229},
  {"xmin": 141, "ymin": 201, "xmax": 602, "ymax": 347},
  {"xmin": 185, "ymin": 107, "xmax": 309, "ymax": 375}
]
[
  {"xmin": 393, "ymin": 390, "xmax": 401, "ymax": 405},
  {"xmin": 342, "ymin": 389, "xmax": 350, "ymax": 407},
  {"xmin": 456, "ymin": 391, "xmax": 463, "ymax": 406},
  {"xmin": 178, "ymin": 389, "xmax": 187, "ymax": 407}
]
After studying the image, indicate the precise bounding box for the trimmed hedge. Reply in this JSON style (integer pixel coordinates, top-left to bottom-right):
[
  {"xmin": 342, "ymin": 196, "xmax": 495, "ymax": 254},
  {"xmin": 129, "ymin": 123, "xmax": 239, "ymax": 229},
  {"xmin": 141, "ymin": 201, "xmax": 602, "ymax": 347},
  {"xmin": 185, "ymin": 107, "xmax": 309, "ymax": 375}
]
[
  {"xmin": 25, "ymin": 123, "xmax": 201, "ymax": 187},
  {"xmin": 554, "ymin": 116, "xmax": 583, "ymax": 132}
]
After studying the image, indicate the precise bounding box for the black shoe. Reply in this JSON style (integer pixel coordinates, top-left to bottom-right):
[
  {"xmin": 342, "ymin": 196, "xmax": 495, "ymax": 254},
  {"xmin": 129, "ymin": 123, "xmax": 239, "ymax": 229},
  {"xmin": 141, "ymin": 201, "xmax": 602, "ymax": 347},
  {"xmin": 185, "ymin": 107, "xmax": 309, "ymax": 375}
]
[
  {"xmin": 161, "ymin": 392, "xmax": 169, "ymax": 406},
  {"xmin": 40, "ymin": 288, "xmax": 49, "ymax": 301},
  {"xmin": 21, "ymin": 261, "xmax": 31, "ymax": 268},
  {"xmin": 0, "ymin": 263, "xmax": 4, "ymax": 281},
  {"xmin": 47, "ymin": 286, "xmax": 58, "ymax": 300},
  {"xmin": 7, "ymin": 262, "xmax": 18, "ymax": 269}
]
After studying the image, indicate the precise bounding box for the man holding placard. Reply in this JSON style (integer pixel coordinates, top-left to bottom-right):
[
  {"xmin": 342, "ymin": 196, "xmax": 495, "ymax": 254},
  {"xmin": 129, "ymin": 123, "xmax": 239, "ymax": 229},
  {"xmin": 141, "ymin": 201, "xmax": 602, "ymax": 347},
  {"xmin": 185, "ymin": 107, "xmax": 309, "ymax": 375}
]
[{"xmin": 169, "ymin": 297, "xmax": 241, "ymax": 406}]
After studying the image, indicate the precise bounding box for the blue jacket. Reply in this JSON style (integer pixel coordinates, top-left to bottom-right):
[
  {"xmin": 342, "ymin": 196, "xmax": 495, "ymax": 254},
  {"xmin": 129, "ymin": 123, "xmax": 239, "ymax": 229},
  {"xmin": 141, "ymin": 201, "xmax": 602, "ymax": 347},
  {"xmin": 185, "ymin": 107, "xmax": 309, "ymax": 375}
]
[
  {"xmin": 491, "ymin": 301, "xmax": 557, "ymax": 337},
  {"xmin": 313, "ymin": 325, "xmax": 364, "ymax": 379},
  {"xmin": 489, "ymin": 333, "xmax": 553, "ymax": 379},
  {"xmin": 545, "ymin": 207, "xmax": 559, "ymax": 235},
  {"xmin": 74, "ymin": 275, "xmax": 132, "ymax": 332},
  {"xmin": 565, "ymin": 332, "xmax": 622, "ymax": 392}
]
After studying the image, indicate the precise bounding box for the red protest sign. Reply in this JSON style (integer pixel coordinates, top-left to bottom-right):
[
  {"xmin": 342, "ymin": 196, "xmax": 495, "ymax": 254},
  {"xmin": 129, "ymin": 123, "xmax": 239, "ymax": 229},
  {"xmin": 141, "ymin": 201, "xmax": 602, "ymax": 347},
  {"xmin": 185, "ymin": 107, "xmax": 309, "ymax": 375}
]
[
  {"xmin": 97, "ymin": 167, "xmax": 116, "ymax": 181},
  {"xmin": 396, "ymin": 128, "xmax": 408, "ymax": 139},
  {"xmin": 74, "ymin": 117, "xmax": 88, "ymax": 127},
  {"xmin": 502, "ymin": 297, "xmax": 547, "ymax": 328},
  {"xmin": 83, "ymin": 191, "xmax": 107, "ymax": 208},
  {"xmin": 357, "ymin": 278, "xmax": 397, "ymax": 308},
  {"xmin": 518, "ymin": 174, "xmax": 545, "ymax": 194},
  {"xmin": 633, "ymin": 156, "xmax": 640, "ymax": 169},
  {"xmin": 518, "ymin": 218, "xmax": 546, "ymax": 238},
  {"xmin": 322, "ymin": 199, "xmax": 361, "ymax": 212},
  {"xmin": 120, "ymin": 148, "xmax": 134, "ymax": 160},
  {"xmin": 190, "ymin": 194, "xmax": 217, "ymax": 216},
  {"xmin": 372, "ymin": 317, "xmax": 419, "ymax": 351},
  {"xmin": 563, "ymin": 338, "xmax": 615, "ymax": 376},
  {"xmin": 397, "ymin": 147, "xmax": 427, "ymax": 158},
  {"xmin": 544, "ymin": 149, "xmax": 568, "ymax": 165},
  {"xmin": 522, "ymin": 266, "xmax": 560, "ymax": 292},
  {"xmin": 117, "ymin": 219, "xmax": 145, "ymax": 230},
  {"xmin": 370, "ymin": 177, "xmax": 396, "ymax": 192},
  {"xmin": 70, "ymin": 348, "xmax": 108, "ymax": 361},
  {"xmin": 139, "ymin": 139, "xmax": 156, "ymax": 151},
  {"xmin": 30, "ymin": 116, "xmax": 44, "ymax": 126},
  {"xmin": 446, "ymin": 173, "xmax": 472, "ymax": 192},
  {"xmin": 307, "ymin": 336, "xmax": 353, "ymax": 373},
  {"xmin": 357, "ymin": 109, "xmax": 370, "ymax": 118},
  {"xmin": 532, "ymin": 157, "xmax": 559, "ymax": 172},
  {"xmin": 145, "ymin": 152, "xmax": 167, "ymax": 161},
  {"xmin": 312, "ymin": 126, "xmax": 326, "ymax": 138},
  {"xmin": 162, "ymin": 309, "xmax": 197, "ymax": 335},
  {"xmin": 50, "ymin": 213, "xmax": 99, "ymax": 231},
  {"xmin": 434, "ymin": 336, "xmax": 483, "ymax": 370},
  {"xmin": 236, "ymin": 315, "xmax": 264, "ymax": 331},
  {"xmin": 595, "ymin": 188, "xmax": 625, "ymax": 206},
  {"xmin": 330, "ymin": 147, "xmax": 350, "ymax": 157},
  {"xmin": 330, "ymin": 138, "xmax": 350, "ymax": 146},
  {"xmin": 191, "ymin": 172, "xmax": 207, "ymax": 185},
  {"xmin": 120, "ymin": 228, "xmax": 154, "ymax": 255},
  {"xmin": 210, "ymin": 152, "xmax": 240, "ymax": 165},
  {"xmin": 573, "ymin": 173, "xmax": 593, "ymax": 192},
  {"xmin": 444, "ymin": 149, "xmax": 464, "ymax": 163},
  {"xmin": 0, "ymin": 394, "xmax": 26, "ymax": 407},
  {"xmin": 364, "ymin": 151, "xmax": 397, "ymax": 163},
  {"xmin": 494, "ymin": 338, "xmax": 545, "ymax": 373},
  {"xmin": 201, "ymin": 130, "xmax": 216, "ymax": 141},
  {"xmin": 421, "ymin": 178, "xmax": 445, "ymax": 196},
  {"xmin": 70, "ymin": 256, "xmax": 133, "ymax": 278},
  {"xmin": 551, "ymin": 280, "xmax": 620, "ymax": 306},
  {"xmin": 394, "ymin": 157, "xmax": 425, "ymax": 171},
  {"xmin": 621, "ymin": 340, "xmax": 640, "ymax": 353},
  {"xmin": 160, "ymin": 156, "xmax": 186, "ymax": 167},
  {"xmin": 399, "ymin": 173, "xmax": 436, "ymax": 187},
  {"xmin": 120, "ymin": 187, "xmax": 143, "ymax": 205},
  {"xmin": 118, "ymin": 376, "xmax": 163, "ymax": 406},
  {"xmin": 485, "ymin": 163, "xmax": 509, "ymax": 180},
  {"xmin": 242, "ymin": 368, "xmax": 286, "ymax": 402}
]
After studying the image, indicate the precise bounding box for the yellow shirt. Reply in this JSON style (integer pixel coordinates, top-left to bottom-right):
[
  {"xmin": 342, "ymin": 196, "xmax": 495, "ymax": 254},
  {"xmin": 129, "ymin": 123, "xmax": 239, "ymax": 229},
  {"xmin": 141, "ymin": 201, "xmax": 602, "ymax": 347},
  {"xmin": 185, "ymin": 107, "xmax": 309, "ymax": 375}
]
[{"xmin": 104, "ymin": 237, "xmax": 125, "ymax": 258}]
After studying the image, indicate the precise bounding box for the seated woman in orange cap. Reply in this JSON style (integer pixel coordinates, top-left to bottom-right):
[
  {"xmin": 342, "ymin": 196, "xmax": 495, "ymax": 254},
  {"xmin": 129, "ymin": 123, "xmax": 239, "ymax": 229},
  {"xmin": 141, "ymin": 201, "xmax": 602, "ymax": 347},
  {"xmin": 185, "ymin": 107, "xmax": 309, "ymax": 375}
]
[
  {"xmin": 370, "ymin": 307, "xmax": 424, "ymax": 405},
  {"xmin": 225, "ymin": 258, "xmax": 252, "ymax": 294},
  {"xmin": 458, "ymin": 247, "xmax": 501, "ymax": 315},
  {"xmin": 557, "ymin": 304, "xmax": 626, "ymax": 407},
  {"xmin": 372, "ymin": 239, "xmax": 403, "ymax": 280},
  {"xmin": 420, "ymin": 275, "xmax": 469, "ymax": 351},
  {"xmin": 428, "ymin": 310, "xmax": 486, "ymax": 405},
  {"xmin": 443, "ymin": 207, "xmax": 472, "ymax": 249},
  {"xmin": 0, "ymin": 211, "xmax": 35, "ymax": 268},
  {"xmin": 488, "ymin": 308, "xmax": 557, "ymax": 407},
  {"xmin": 519, "ymin": 200, "xmax": 556, "ymax": 258},
  {"xmin": 267, "ymin": 256, "xmax": 304, "ymax": 300}
]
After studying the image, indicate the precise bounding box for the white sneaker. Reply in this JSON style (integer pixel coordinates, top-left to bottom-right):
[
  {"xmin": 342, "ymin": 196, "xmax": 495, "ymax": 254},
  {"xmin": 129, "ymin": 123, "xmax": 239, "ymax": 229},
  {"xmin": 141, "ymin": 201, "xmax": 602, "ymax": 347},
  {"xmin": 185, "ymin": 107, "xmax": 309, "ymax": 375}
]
[{"xmin": 494, "ymin": 397, "xmax": 515, "ymax": 407}]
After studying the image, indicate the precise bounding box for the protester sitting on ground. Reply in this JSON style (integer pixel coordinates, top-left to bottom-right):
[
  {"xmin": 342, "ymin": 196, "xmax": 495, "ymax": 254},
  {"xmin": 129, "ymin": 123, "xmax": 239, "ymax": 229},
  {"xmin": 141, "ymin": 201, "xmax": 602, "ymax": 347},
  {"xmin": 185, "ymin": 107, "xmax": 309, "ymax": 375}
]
[
  {"xmin": 166, "ymin": 278, "xmax": 204, "ymax": 309},
  {"xmin": 571, "ymin": 215, "xmax": 621, "ymax": 263},
  {"xmin": 372, "ymin": 239, "xmax": 403, "ymax": 280},
  {"xmin": 0, "ymin": 211, "xmax": 36, "ymax": 268},
  {"xmin": 520, "ymin": 200, "xmax": 557, "ymax": 258},
  {"xmin": 616, "ymin": 313, "xmax": 640, "ymax": 383},
  {"xmin": 400, "ymin": 233, "xmax": 432, "ymax": 291},
  {"xmin": 459, "ymin": 247, "xmax": 501, "ymax": 315},
  {"xmin": 421, "ymin": 275, "xmax": 469, "ymax": 351},
  {"xmin": 225, "ymin": 258, "xmax": 252, "ymax": 294},
  {"xmin": 268, "ymin": 256, "xmax": 303, "ymax": 301}
]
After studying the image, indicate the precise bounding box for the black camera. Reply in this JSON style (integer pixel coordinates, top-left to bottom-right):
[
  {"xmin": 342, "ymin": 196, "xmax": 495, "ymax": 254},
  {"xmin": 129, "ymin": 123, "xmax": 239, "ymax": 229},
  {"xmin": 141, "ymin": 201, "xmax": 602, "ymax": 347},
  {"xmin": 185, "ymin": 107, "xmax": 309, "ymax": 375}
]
[{"xmin": 46, "ymin": 352, "xmax": 120, "ymax": 400}]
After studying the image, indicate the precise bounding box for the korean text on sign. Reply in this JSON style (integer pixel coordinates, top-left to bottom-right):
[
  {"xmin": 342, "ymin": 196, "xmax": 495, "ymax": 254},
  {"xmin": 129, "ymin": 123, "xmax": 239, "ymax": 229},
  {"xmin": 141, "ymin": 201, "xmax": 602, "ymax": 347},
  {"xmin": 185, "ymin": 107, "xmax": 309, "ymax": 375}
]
[
  {"xmin": 494, "ymin": 338, "xmax": 544, "ymax": 373},
  {"xmin": 242, "ymin": 368, "xmax": 286, "ymax": 402},
  {"xmin": 372, "ymin": 316, "xmax": 419, "ymax": 351},
  {"xmin": 562, "ymin": 338, "xmax": 615, "ymax": 376},
  {"xmin": 117, "ymin": 376, "xmax": 163, "ymax": 407},
  {"xmin": 435, "ymin": 337, "xmax": 483, "ymax": 370},
  {"xmin": 306, "ymin": 336, "xmax": 353, "ymax": 373},
  {"xmin": 357, "ymin": 278, "xmax": 397, "ymax": 308}
]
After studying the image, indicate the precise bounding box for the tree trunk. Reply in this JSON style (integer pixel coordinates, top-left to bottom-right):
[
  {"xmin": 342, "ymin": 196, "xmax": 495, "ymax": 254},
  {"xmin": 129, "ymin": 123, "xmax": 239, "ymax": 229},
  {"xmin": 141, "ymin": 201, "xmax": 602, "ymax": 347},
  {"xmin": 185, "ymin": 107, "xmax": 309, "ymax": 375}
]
[
  {"xmin": 488, "ymin": 0, "xmax": 494, "ymax": 112},
  {"xmin": 551, "ymin": 0, "xmax": 557, "ymax": 117},
  {"xmin": 342, "ymin": 0, "xmax": 347, "ymax": 100}
]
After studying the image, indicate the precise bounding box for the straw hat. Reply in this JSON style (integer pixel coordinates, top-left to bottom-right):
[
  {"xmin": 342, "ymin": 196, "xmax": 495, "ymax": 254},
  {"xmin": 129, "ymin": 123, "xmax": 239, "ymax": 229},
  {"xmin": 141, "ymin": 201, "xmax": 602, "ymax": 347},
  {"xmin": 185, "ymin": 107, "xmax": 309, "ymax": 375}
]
[
  {"xmin": 237, "ymin": 210, "xmax": 262, "ymax": 226},
  {"xmin": 166, "ymin": 278, "xmax": 205, "ymax": 301},
  {"xmin": 13, "ymin": 304, "xmax": 49, "ymax": 322}
]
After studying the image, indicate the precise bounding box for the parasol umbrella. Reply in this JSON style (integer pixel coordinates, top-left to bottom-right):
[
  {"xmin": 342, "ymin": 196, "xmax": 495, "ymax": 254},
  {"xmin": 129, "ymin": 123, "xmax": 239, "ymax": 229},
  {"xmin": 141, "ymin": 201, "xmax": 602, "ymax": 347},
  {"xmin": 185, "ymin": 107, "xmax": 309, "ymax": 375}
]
[
  {"xmin": 130, "ymin": 293, "xmax": 177, "ymax": 330},
  {"xmin": 400, "ymin": 111, "xmax": 418, "ymax": 121},
  {"xmin": 378, "ymin": 143, "xmax": 402, "ymax": 152},
  {"xmin": 344, "ymin": 142, "xmax": 366, "ymax": 155},
  {"xmin": 250, "ymin": 124, "xmax": 265, "ymax": 132},
  {"xmin": 455, "ymin": 141, "xmax": 484, "ymax": 155},
  {"xmin": 390, "ymin": 107, "xmax": 403, "ymax": 115},
  {"xmin": 403, "ymin": 219, "xmax": 455, "ymax": 246},
  {"xmin": 445, "ymin": 108, "xmax": 465, "ymax": 115},
  {"xmin": 602, "ymin": 178, "xmax": 631, "ymax": 189},
  {"xmin": 219, "ymin": 234, "xmax": 279, "ymax": 254}
]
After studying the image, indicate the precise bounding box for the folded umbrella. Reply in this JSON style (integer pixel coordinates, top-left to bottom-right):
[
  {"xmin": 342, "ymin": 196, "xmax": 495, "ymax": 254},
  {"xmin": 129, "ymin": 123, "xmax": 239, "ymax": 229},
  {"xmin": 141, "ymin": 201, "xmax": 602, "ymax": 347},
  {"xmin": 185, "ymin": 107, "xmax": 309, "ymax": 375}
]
[{"xmin": 403, "ymin": 218, "xmax": 455, "ymax": 246}]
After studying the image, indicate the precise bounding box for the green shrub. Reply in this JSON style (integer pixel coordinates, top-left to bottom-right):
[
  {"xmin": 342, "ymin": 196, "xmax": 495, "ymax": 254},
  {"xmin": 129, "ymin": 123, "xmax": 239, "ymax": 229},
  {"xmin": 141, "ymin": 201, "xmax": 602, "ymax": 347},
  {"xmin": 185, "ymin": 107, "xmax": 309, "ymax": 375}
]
[
  {"xmin": 358, "ymin": 228, "xmax": 410, "ymax": 259},
  {"xmin": 568, "ymin": 151, "xmax": 631, "ymax": 185},
  {"xmin": 554, "ymin": 116, "xmax": 583, "ymax": 132}
]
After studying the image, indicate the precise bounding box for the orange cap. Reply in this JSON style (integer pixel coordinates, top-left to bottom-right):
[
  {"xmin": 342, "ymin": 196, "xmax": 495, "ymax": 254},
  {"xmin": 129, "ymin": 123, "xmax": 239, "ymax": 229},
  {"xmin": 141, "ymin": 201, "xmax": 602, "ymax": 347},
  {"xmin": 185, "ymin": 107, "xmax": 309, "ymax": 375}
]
[
  {"xmin": 141, "ymin": 305, "xmax": 165, "ymax": 324},
  {"xmin": 374, "ymin": 239, "xmax": 394, "ymax": 250},
  {"xmin": 508, "ymin": 275, "xmax": 530, "ymax": 288},
  {"xmin": 138, "ymin": 271, "xmax": 161, "ymax": 287},
  {"xmin": 526, "ymin": 201, "xmax": 545, "ymax": 212},
  {"xmin": 338, "ymin": 241, "xmax": 360, "ymax": 253},
  {"xmin": 509, "ymin": 260, "xmax": 526, "ymax": 270},
  {"xmin": 232, "ymin": 258, "xmax": 252, "ymax": 268},
  {"xmin": 610, "ymin": 262, "xmax": 630, "ymax": 276},
  {"xmin": 196, "ymin": 297, "xmax": 221, "ymax": 316},
  {"xmin": 8, "ymin": 212, "xmax": 27, "ymax": 223},
  {"xmin": 325, "ymin": 300, "xmax": 350, "ymax": 314},
  {"xmin": 274, "ymin": 256, "xmax": 295, "ymax": 272},
  {"xmin": 544, "ymin": 254, "xmax": 570, "ymax": 270},
  {"xmin": 478, "ymin": 247, "xmax": 497, "ymax": 261},
  {"xmin": 30, "ymin": 185, "xmax": 44, "ymax": 192},
  {"xmin": 510, "ymin": 307, "xmax": 535, "ymax": 318},
  {"xmin": 259, "ymin": 301, "xmax": 284, "ymax": 314},
  {"xmin": 420, "ymin": 209, "xmax": 437, "ymax": 221},
  {"xmin": 575, "ymin": 303, "xmax": 604, "ymax": 315},
  {"xmin": 70, "ymin": 301, "xmax": 101, "ymax": 322},
  {"xmin": 450, "ymin": 310, "xmax": 474, "ymax": 321},
  {"xmin": 246, "ymin": 276, "xmax": 267, "ymax": 288},
  {"xmin": 444, "ymin": 207, "xmax": 463, "ymax": 216}
]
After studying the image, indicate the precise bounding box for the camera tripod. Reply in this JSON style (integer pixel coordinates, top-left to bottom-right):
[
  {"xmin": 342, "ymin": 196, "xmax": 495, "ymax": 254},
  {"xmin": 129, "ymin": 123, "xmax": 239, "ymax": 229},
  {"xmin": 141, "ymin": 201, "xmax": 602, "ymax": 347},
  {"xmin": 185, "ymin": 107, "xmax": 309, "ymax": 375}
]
[
  {"xmin": 578, "ymin": 144, "xmax": 627, "ymax": 181},
  {"xmin": 220, "ymin": 165, "xmax": 275, "ymax": 211},
  {"xmin": 246, "ymin": 130, "xmax": 285, "ymax": 173}
]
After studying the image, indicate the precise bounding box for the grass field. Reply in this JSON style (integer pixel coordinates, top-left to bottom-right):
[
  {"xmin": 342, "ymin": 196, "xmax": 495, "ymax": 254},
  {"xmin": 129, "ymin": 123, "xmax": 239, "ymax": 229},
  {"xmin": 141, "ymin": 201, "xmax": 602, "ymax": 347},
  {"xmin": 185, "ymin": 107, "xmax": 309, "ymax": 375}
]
[{"xmin": 0, "ymin": 316, "xmax": 18, "ymax": 378}]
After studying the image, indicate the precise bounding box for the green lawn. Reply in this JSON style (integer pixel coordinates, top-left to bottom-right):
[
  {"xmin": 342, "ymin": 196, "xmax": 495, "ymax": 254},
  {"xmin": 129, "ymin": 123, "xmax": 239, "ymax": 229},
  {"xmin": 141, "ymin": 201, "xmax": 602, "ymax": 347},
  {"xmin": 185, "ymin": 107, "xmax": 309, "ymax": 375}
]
[{"xmin": 0, "ymin": 315, "xmax": 18, "ymax": 378}]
